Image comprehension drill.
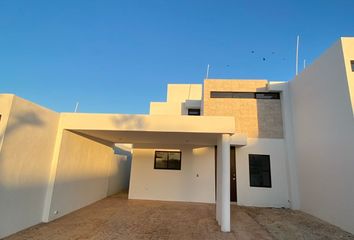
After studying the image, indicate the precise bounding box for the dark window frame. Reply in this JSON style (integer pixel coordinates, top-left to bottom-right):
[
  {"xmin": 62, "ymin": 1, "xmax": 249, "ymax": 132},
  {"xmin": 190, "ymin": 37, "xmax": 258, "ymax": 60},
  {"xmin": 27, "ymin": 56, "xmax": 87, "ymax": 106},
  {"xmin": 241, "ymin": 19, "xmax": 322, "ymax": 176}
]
[
  {"xmin": 249, "ymin": 154, "xmax": 272, "ymax": 188},
  {"xmin": 351, "ymin": 60, "xmax": 354, "ymax": 72},
  {"xmin": 210, "ymin": 91, "xmax": 280, "ymax": 99},
  {"xmin": 187, "ymin": 108, "xmax": 201, "ymax": 116},
  {"xmin": 255, "ymin": 92, "xmax": 281, "ymax": 99},
  {"xmin": 154, "ymin": 151, "xmax": 182, "ymax": 170}
]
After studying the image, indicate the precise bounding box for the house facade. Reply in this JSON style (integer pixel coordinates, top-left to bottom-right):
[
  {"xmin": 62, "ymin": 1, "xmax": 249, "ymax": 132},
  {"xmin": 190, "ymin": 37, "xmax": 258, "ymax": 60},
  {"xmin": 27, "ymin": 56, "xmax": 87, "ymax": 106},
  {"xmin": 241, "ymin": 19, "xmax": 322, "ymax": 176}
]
[
  {"xmin": 130, "ymin": 80, "xmax": 291, "ymax": 210},
  {"xmin": 0, "ymin": 37, "xmax": 353, "ymax": 238}
]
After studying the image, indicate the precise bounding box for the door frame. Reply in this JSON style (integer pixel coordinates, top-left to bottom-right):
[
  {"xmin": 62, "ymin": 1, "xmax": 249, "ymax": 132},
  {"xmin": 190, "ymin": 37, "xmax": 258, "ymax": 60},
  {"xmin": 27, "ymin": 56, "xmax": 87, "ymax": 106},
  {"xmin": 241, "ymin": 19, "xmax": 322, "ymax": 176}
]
[
  {"xmin": 230, "ymin": 146, "xmax": 237, "ymax": 202},
  {"xmin": 214, "ymin": 146, "xmax": 237, "ymax": 202}
]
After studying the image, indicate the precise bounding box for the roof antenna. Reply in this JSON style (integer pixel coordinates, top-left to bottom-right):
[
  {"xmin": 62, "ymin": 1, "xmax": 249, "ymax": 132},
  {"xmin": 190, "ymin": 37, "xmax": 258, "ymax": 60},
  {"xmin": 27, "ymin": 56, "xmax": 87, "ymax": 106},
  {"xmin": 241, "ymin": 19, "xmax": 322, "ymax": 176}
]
[
  {"xmin": 188, "ymin": 84, "xmax": 192, "ymax": 100},
  {"xmin": 295, "ymin": 35, "xmax": 300, "ymax": 75},
  {"xmin": 205, "ymin": 64, "xmax": 210, "ymax": 79},
  {"xmin": 74, "ymin": 102, "xmax": 79, "ymax": 112}
]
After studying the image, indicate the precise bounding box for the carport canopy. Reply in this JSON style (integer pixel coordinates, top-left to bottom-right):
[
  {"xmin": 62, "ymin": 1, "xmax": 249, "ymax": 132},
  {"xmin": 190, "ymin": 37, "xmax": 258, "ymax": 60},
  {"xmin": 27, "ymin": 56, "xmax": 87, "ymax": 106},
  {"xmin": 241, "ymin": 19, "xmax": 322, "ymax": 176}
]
[
  {"xmin": 56, "ymin": 113, "xmax": 234, "ymax": 232},
  {"xmin": 59, "ymin": 113, "xmax": 235, "ymax": 146}
]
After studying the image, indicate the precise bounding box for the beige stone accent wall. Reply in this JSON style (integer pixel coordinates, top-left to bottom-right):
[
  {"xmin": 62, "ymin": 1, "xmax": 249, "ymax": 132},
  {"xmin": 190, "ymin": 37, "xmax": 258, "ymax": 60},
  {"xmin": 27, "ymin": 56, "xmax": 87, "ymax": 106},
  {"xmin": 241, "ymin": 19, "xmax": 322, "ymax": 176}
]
[{"xmin": 203, "ymin": 79, "xmax": 283, "ymax": 138}]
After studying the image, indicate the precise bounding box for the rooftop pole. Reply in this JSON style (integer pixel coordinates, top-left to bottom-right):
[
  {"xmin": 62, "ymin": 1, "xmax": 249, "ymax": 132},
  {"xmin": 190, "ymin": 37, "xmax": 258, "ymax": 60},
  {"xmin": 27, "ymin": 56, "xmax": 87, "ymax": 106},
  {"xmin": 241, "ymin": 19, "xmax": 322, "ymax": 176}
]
[
  {"xmin": 296, "ymin": 35, "xmax": 300, "ymax": 75},
  {"xmin": 206, "ymin": 64, "xmax": 210, "ymax": 79},
  {"xmin": 74, "ymin": 102, "xmax": 79, "ymax": 112}
]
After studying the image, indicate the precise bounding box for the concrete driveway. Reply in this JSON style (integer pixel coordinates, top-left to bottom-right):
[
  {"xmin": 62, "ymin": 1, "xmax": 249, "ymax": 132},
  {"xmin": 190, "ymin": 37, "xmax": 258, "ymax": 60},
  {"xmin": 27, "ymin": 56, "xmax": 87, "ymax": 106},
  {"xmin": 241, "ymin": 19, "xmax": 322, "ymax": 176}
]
[{"xmin": 4, "ymin": 193, "xmax": 354, "ymax": 240}]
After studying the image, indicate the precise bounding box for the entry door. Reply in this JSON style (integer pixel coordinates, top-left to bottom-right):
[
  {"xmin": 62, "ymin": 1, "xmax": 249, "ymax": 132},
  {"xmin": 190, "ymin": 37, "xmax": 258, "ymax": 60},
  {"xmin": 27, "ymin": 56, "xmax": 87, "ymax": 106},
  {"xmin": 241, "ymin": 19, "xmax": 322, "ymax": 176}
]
[{"xmin": 230, "ymin": 146, "xmax": 237, "ymax": 202}]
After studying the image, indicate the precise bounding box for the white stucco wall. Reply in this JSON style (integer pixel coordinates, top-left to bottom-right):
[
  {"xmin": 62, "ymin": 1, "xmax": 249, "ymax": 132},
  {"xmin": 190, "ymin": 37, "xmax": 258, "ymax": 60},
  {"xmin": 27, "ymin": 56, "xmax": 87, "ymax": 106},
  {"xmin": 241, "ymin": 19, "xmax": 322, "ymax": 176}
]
[
  {"xmin": 107, "ymin": 153, "xmax": 131, "ymax": 196},
  {"xmin": 235, "ymin": 138, "xmax": 290, "ymax": 208},
  {"xmin": 289, "ymin": 39, "xmax": 354, "ymax": 234},
  {"xmin": 46, "ymin": 130, "xmax": 127, "ymax": 221},
  {"xmin": 167, "ymin": 84, "xmax": 202, "ymax": 102},
  {"xmin": 0, "ymin": 96, "xmax": 59, "ymax": 238},
  {"xmin": 0, "ymin": 94, "xmax": 14, "ymax": 152},
  {"xmin": 150, "ymin": 102, "xmax": 184, "ymax": 115},
  {"xmin": 149, "ymin": 84, "xmax": 202, "ymax": 115},
  {"xmin": 268, "ymin": 82, "xmax": 300, "ymax": 209},
  {"xmin": 341, "ymin": 38, "xmax": 354, "ymax": 116},
  {"xmin": 129, "ymin": 146, "xmax": 215, "ymax": 203}
]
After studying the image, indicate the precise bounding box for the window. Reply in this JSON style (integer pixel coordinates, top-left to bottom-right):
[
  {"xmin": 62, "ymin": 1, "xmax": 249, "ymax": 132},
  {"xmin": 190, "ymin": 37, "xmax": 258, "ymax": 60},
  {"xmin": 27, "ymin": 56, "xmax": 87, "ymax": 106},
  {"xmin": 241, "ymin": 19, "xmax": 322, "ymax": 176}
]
[
  {"xmin": 210, "ymin": 91, "xmax": 280, "ymax": 99},
  {"xmin": 351, "ymin": 60, "xmax": 354, "ymax": 72},
  {"xmin": 249, "ymin": 154, "xmax": 272, "ymax": 188},
  {"xmin": 210, "ymin": 92, "xmax": 254, "ymax": 98},
  {"xmin": 232, "ymin": 92, "xmax": 256, "ymax": 98},
  {"xmin": 154, "ymin": 151, "xmax": 182, "ymax": 170},
  {"xmin": 255, "ymin": 92, "xmax": 280, "ymax": 99},
  {"xmin": 211, "ymin": 92, "xmax": 234, "ymax": 98},
  {"xmin": 188, "ymin": 108, "xmax": 201, "ymax": 116}
]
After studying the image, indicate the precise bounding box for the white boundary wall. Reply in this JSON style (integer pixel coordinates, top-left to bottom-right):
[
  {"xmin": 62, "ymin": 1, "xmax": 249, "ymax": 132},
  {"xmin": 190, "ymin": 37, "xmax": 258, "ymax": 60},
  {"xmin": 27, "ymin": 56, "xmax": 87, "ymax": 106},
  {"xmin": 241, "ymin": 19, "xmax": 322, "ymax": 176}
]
[
  {"xmin": 0, "ymin": 96, "xmax": 59, "ymax": 238},
  {"xmin": 289, "ymin": 39, "xmax": 354, "ymax": 234},
  {"xmin": 45, "ymin": 131, "xmax": 131, "ymax": 222}
]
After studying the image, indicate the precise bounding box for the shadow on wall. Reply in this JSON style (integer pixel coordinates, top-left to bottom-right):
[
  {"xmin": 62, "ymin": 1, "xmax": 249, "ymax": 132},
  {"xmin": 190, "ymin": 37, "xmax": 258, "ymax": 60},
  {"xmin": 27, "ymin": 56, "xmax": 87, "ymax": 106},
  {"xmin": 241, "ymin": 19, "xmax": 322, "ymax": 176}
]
[
  {"xmin": 107, "ymin": 145, "xmax": 132, "ymax": 195},
  {"xmin": 0, "ymin": 96, "xmax": 45, "ymax": 128},
  {"xmin": 109, "ymin": 114, "xmax": 145, "ymax": 193},
  {"xmin": 0, "ymin": 110, "xmax": 46, "ymax": 181},
  {"xmin": 0, "ymin": 110, "xmax": 46, "ymax": 186},
  {"xmin": 1, "ymin": 111, "xmax": 44, "ymax": 138},
  {"xmin": 111, "ymin": 115, "xmax": 146, "ymax": 130},
  {"xmin": 0, "ymin": 109, "xmax": 47, "ymax": 238},
  {"xmin": 181, "ymin": 103, "xmax": 185, "ymax": 115}
]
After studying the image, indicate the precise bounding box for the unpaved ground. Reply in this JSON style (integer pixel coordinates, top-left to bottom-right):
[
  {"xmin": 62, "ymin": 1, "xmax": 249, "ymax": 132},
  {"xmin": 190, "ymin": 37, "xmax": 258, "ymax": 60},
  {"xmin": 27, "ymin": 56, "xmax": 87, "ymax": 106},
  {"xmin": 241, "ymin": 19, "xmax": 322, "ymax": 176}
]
[
  {"xmin": 4, "ymin": 194, "xmax": 354, "ymax": 240},
  {"xmin": 235, "ymin": 206, "xmax": 354, "ymax": 240}
]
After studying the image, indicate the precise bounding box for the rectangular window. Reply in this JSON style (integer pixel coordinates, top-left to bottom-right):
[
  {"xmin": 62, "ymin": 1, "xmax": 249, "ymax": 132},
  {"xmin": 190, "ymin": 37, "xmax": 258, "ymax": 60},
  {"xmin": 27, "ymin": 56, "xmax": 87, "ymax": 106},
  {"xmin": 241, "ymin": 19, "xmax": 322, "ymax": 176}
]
[
  {"xmin": 210, "ymin": 91, "xmax": 254, "ymax": 98},
  {"xmin": 232, "ymin": 92, "xmax": 256, "ymax": 98},
  {"xmin": 210, "ymin": 91, "xmax": 279, "ymax": 99},
  {"xmin": 249, "ymin": 154, "xmax": 272, "ymax": 188},
  {"xmin": 255, "ymin": 92, "xmax": 280, "ymax": 99},
  {"xmin": 154, "ymin": 151, "xmax": 182, "ymax": 170},
  {"xmin": 188, "ymin": 108, "xmax": 201, "ymax": 116},
  {"xmin": 351, "ymin": 60, "xmax": 354, "ymax": 72}
]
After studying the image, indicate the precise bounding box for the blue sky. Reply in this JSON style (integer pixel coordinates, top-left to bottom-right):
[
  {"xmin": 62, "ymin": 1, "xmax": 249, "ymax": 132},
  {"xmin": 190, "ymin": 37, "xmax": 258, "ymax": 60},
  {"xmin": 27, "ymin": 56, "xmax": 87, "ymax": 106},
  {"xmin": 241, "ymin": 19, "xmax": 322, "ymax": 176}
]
[{"xmin": 1, "ymin": 0, "xmax": 353, "ymax": 113}]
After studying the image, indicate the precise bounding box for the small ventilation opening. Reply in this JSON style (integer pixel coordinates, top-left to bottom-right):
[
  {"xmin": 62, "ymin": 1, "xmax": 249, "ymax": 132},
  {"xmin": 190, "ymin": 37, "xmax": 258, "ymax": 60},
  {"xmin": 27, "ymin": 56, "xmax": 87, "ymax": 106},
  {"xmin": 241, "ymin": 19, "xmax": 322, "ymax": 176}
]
[{"xmin": 187, "ymin": 109, "xmax": 201, "ymax": 116}]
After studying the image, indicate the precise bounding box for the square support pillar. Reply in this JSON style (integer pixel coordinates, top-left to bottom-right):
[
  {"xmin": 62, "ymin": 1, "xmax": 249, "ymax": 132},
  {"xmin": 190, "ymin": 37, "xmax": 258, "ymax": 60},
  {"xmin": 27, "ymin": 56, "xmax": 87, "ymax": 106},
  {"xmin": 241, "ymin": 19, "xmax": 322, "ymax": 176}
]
[{"xmin": 216, "ymin": 134, "xmax": 231, "ymax": 232}]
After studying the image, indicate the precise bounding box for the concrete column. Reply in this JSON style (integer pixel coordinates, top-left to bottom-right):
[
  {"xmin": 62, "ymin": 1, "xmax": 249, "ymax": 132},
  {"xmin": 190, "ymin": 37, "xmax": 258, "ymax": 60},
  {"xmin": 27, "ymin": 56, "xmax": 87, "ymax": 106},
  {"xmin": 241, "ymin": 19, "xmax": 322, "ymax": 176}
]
[
  {"xmin": 216, "ymin": 143, "xmax": 221, "ymax": 224},
  {"xmin": 216, "ymin": 134, "xmax": 230, "ymax": 232}
]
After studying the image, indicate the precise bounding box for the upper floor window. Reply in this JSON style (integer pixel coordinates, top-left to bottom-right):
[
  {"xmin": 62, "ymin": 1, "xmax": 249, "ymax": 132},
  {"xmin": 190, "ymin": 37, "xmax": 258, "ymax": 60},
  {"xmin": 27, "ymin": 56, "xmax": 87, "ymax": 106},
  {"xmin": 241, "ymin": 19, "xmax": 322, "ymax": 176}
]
[
  {"xmin": 255, "ymin": 93, "xmax": 280, "ymax": 99},
  {"xmin": 210, "ymin": 91, "xmax": 280, "ymax": 99},
  {"xmin": 188, "ymin": 108, "xmax": 201, "ymax": 116},
  {"xmin": 351, "ymin": 60, "xmax": 354, "ymax": 72}
]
